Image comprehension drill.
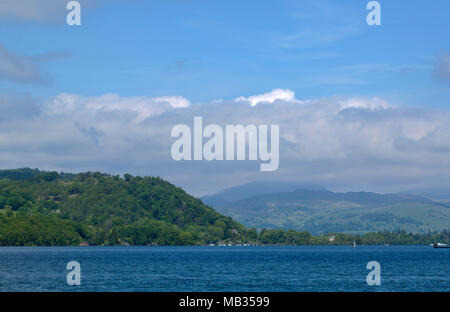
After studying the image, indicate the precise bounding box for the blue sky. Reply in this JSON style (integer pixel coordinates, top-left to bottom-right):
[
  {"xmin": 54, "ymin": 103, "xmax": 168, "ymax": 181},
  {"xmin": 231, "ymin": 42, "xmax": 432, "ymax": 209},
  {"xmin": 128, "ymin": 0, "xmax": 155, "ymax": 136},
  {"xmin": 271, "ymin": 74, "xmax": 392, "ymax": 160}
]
[
  {"xmin": 1, "ymin": 0, "xmax": 449, "ymax": 105},
  {"xmin": 0, "ymin": 0, "xmax": 449, "ymax": 195}
]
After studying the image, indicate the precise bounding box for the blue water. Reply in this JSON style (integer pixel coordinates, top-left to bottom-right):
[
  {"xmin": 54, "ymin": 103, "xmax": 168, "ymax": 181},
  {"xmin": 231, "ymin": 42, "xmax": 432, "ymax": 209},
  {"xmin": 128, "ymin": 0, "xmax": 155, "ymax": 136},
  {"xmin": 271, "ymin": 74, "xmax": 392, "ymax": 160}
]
[{"xmin": 0, "ymin": 246, "xmax": 448, "ymax": 292}]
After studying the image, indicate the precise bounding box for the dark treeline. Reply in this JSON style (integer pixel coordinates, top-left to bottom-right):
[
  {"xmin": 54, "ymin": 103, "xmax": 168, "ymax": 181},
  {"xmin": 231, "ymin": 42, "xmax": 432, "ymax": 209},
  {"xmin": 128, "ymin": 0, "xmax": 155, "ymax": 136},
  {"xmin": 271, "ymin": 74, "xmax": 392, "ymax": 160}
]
[
  {"xmin": 1, "ymin": 212, "xmax": 449, "ymax": 246},
  {"xmin": 0, "ymin": 169, "xmax": 449, "ymax": 246},
  {"xmin": 255, "ymin": 228, "xmax": 450, "ymax": 246}
]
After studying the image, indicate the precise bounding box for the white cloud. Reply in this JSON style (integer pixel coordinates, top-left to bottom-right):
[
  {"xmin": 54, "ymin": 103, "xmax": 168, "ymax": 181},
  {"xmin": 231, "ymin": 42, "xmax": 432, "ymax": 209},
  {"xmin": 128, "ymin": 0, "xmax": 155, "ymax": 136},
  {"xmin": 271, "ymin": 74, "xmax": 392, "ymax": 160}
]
[
  {"xmin": 234, "ymin": 88, "xmax": 300, "ymax": 106},
  {"xmin": 0, "ymin": 92, "xmax": 41, "ymax": 120},
  {"xmin": 2, "ymin": 89, "xmax": 450, "ymax": 196},
  {"xmin": 153, "ymin": 96, "xmax": 190, "ymax": 108},
  {"xmin": 338, "ymin": 97, "xmax": 392, "ymax": 111},
  {"xmin": 45, "ymin": 93, "xmax": 190, "ymax": 123}
]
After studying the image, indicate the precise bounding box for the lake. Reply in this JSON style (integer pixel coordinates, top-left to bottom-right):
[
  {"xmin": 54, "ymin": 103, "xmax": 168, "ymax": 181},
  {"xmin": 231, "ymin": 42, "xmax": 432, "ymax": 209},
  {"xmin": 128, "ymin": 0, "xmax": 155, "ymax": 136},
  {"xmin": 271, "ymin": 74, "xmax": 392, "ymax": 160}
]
[{"xmin": 0, "ymin": 245, "xmax": 448, "ymax": 292}]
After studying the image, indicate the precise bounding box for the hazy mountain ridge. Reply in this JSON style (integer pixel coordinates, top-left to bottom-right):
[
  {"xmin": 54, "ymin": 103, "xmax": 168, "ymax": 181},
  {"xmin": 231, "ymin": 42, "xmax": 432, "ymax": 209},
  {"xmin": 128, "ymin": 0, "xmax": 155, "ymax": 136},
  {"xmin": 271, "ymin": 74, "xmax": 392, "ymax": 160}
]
[
  {"xmin": 202, "ymin": 181, "xmax": 326, "ymax": 207},
  {"xmin": 202, "ymin": 183, "xmax": 450, "ymax": 235},
  {"xmin": 405, "ymin": 187, "xmax": 450, "ymax": 201}
]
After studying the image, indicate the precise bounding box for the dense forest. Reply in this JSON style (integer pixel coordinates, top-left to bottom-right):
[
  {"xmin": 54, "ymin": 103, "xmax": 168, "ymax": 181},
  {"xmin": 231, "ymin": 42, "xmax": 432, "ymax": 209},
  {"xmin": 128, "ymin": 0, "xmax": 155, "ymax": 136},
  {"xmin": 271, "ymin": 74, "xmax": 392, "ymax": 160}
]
[
  {"xmin": 0, "ymin": 169, "xmax": 449, "ymax": 246},
  {"xmin": 0, "ymin": 168, "xmax": 246, "ymax": 246}
]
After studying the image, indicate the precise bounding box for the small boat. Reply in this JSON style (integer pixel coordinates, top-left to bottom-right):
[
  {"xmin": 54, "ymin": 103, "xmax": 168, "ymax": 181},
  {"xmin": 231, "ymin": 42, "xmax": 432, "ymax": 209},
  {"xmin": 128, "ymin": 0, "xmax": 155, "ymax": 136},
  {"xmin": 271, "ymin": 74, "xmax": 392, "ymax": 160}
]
[{"xmin": 433, "ymin": 243, "xmax": 450, "ymax": 249}]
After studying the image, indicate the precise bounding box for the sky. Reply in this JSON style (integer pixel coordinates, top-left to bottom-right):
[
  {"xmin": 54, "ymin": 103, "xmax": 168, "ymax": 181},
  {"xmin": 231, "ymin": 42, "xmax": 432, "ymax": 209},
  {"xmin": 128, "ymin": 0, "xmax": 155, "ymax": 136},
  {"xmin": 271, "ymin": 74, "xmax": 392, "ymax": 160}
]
[{"xmin": 0, "ymin": 0, "xmax": 449, "ymax": 196}]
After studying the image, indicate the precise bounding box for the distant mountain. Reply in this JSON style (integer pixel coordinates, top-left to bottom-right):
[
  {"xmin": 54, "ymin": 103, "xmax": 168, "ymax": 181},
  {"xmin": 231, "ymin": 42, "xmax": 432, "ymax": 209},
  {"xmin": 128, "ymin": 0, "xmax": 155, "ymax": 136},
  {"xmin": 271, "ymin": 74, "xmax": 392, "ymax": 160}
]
[
  {"xmin": 203, "ymin": 186, "xmax": 450, "ymax": 235},
  {"xmin": 202, "ymin": 181, "xmax": 325, "ymax": 208},
  {"xmin": 404, "ymin": 188, "xmax": 450, "ymax": 201}
]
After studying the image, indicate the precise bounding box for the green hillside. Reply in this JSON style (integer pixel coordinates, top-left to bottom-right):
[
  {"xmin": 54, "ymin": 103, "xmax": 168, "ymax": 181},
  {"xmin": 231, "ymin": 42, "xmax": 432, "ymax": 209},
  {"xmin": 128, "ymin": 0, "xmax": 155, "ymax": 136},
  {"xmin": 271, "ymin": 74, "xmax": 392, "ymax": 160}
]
[
  {"xmin": 0, "ymin": 169, "xmax": 246, "ymax": 246},
  {"xmin": 205, "ymin": 188, "xmax": 450, "ymax": 235},
  {"xmin": 1, "ymin": 169, "xmax": 449, "ymax": 246}
]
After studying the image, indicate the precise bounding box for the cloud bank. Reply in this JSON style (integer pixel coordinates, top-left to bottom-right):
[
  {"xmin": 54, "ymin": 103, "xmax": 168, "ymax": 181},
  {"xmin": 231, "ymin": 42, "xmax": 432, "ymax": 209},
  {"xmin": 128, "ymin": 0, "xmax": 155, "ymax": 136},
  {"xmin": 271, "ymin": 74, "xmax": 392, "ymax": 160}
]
[
  {"xmin": 1, "ymin": 88, "xmax": 450, "ymax": 196},
  {"xmin": 234, "ymin": 88, "xmax": 299, "ymax": 106},
  {"xmin": 46, "ymin": 93, "xmax": 190, "ymax": 123}
]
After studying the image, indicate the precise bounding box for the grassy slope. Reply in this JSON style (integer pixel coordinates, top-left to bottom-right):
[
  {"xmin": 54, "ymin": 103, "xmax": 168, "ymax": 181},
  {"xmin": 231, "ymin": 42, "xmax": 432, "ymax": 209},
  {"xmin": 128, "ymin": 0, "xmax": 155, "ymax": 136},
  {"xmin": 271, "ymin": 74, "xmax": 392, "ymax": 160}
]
[{"xmin": 214, "ymin": 190, "xmax": 450, "ymax": 235}]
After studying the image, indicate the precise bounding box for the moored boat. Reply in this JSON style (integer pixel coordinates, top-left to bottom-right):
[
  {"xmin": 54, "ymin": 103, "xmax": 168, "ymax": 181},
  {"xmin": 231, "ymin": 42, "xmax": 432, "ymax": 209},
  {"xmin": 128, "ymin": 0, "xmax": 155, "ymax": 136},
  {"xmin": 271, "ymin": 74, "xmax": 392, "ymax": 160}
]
[{"xmin": 433, "ymin": 243, "xmax": 450, "ymax": 248}]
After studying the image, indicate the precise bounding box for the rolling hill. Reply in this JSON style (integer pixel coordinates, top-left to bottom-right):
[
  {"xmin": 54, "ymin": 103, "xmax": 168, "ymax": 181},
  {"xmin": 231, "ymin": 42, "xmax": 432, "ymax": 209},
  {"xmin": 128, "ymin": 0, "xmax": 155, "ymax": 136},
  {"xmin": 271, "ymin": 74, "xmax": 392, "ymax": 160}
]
[
  {"xmin": 202, "ymin": 184, "xmax": 450, "ymax": 235},
  {"xmin": 202, "ymin": 181, "xmax": 325, "ymax": 207},
  {"xmin": 0, "ymin": 168, "xmax": 245, "ymax": 246},
  {"xmin": 1, "ymin": 170, "xmax": 449, "ymax": 246}
]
